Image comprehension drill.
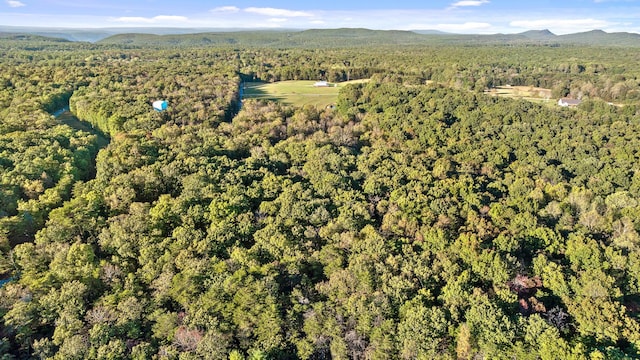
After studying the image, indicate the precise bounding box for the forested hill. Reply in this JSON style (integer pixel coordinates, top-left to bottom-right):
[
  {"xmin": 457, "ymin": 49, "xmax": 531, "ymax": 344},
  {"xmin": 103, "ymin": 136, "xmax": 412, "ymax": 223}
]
[
  {"xmin": 97, "ymin": 28, "xmax": 429, "ymax": 47},
  {"xmin": 0, "ymin": 33, "xmax": 69, "ymax": 43},
  {"xmin": 556, "ymin": 29, "xmax": 640, "ymax": 46},
  {"xmin": 0, "ymin": 26, "xmax": 216, "ymax": 43},
  {"xmin": 2, "ymin": 27, "xmax": 640, "ymax": 47},
  {"xmin": 95, "ymin": 28, "xmax": 640, "ymax": 47}
]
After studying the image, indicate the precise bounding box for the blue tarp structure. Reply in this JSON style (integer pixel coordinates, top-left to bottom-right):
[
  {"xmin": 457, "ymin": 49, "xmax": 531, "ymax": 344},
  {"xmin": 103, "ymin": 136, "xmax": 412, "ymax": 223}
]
[
  {"xmin": 0, "ymin": 278, "xmax": 13, "ymax": 288},
  {"xmin": 153, "ymin": 100, "xmax": 168, "ymax": 111}
]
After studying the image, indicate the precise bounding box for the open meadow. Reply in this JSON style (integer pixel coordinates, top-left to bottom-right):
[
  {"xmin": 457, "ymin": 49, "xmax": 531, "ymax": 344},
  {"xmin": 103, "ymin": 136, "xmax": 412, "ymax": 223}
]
[{"xmin": 243, "ymin": 79, "xmax": 369, "ymax": 108}]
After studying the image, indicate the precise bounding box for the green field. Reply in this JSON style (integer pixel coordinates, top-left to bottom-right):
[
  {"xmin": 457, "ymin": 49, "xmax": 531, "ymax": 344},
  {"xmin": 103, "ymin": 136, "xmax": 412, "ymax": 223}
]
[{"xmin": 243, "ymin": 79, "xmax": 368, "ymax": 108}]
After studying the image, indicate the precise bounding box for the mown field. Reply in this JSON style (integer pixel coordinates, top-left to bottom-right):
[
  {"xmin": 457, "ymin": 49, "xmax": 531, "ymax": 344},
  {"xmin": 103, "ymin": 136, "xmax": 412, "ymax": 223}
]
[{"xmin": 243, "ymin": 79, "xmax": 369, "ymax": 108}]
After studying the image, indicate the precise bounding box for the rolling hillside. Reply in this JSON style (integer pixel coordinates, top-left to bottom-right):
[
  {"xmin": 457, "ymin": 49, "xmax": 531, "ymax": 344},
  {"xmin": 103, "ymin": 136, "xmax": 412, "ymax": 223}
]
[
  {"xmin": 1, "ymin": 27, "xmax": 639, "ymax": 47},
  {"xmin": 97, "ymin": 28, "xmax": 640, "ymax": 47},
  {"xmin": 97, "ymin": 28, "xmax": 429, "ymax": 47}
]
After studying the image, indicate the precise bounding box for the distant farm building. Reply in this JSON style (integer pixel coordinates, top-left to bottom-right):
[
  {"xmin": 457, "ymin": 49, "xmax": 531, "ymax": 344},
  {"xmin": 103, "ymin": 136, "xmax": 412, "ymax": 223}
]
[
  {"xmin": 558, "ymin": 98, "xmax": 581, "ymax": 107},
  {"xmin": 313, "ymin": 81, "xmax": 329, "ymax": 87}
]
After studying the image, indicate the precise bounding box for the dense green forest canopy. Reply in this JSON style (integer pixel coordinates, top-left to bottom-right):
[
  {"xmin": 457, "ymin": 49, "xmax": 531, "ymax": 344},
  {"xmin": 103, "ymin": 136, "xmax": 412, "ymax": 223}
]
[{"xmin": 1, "ymin": 34, "xmax": 640, "ymax": 359}]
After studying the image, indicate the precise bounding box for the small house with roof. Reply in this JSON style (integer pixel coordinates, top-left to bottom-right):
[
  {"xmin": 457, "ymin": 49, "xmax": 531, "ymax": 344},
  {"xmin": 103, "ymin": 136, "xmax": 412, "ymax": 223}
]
[{"xmin": 558, "ymin": 98, "xmax": 581, "ymax": 107}]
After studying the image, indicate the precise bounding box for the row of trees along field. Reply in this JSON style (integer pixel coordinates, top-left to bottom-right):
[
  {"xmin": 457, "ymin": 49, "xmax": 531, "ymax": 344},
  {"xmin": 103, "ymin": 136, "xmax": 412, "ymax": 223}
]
[{"xmin": 1, "ymin": 38, "xmax": 640, "ymax": 359}]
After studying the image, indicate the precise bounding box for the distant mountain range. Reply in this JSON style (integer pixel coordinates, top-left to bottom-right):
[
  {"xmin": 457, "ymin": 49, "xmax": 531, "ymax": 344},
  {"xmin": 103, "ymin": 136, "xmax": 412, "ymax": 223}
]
[
  {"xmin": 0, "ymin": 26, "xmax": 293, "ymax": 43},
  {"xmin": 1, "ymin": 26, "xmax": 640, "ymax": 47}
]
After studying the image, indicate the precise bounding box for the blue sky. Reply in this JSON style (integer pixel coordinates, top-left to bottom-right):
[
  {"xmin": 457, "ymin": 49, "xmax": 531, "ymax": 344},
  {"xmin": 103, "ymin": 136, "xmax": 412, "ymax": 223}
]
[{"xmin": 2, "ymin": 0, "xmax": 640, "ymax": 34}]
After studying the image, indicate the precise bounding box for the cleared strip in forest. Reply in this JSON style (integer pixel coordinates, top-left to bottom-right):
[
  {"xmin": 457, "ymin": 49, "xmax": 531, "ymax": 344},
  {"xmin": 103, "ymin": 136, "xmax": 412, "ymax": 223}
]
[{"xmin": 55, "ymin": 108, "xmax": 109, "ymax": 148}]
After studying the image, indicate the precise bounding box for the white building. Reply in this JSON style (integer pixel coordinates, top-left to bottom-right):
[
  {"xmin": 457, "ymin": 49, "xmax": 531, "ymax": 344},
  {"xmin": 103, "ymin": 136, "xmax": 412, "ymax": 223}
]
[{"xmin": 558, "ymin": 98, "xmax": 581, "ymax": 107}]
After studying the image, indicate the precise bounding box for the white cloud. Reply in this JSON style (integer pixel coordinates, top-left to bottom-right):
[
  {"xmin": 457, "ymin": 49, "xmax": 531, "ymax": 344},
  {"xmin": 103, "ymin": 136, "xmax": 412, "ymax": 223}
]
[
  {"xmin": 112, "ymin": 15, "xmax": 189, "ymax": 24},
  {"xmin": 510, "ymin": 18, "xmax": 614, "ymax": 33},
  {"xmin": 7, "ymin": 0, "xmax": 25, "ymax": 7},
  {"xmin": 267, "ymin": 18, "xmax": 288, "ymax": 23},
  {"xmin": 113, "ymin": 16, "xmax": 150, "ymax": 23},
  {"xmin": 210, "ymin": 6, "xmax": 240, "ymax": 13},
  {"xmin": 310, "ymin": 20, "xmax": 326, "ymax": 25},
  {"xmin": 154, "ymin": 15, "xmax": 188, "ymax": 22},
  {"xmin": 244, "ymin": 7, "xmax": 314, "ymax": 17},
  {"xmin": 450, "ymin": 0, "xmax": 489, "ymax": 7}
]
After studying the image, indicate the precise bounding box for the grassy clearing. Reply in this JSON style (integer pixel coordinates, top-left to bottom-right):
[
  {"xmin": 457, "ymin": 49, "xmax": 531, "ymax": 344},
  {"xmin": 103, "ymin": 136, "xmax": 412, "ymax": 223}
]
[
  {"xmin": 485, "ymin": 85, "xmax": 553, "ymax": 104},
  {"xmin": 243, "ymin": 79, "xmax": 368, "ymax": 108},
  {"xmin": 57, "ymin": 111, "xmax": 109, "ymax": 147}
]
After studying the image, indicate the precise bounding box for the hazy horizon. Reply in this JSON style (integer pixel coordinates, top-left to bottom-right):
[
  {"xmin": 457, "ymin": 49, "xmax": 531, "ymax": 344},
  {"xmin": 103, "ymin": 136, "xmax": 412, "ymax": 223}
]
[{"xmin": 2, "ymin": 0, "xmax": 640, "ymax": 35}]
